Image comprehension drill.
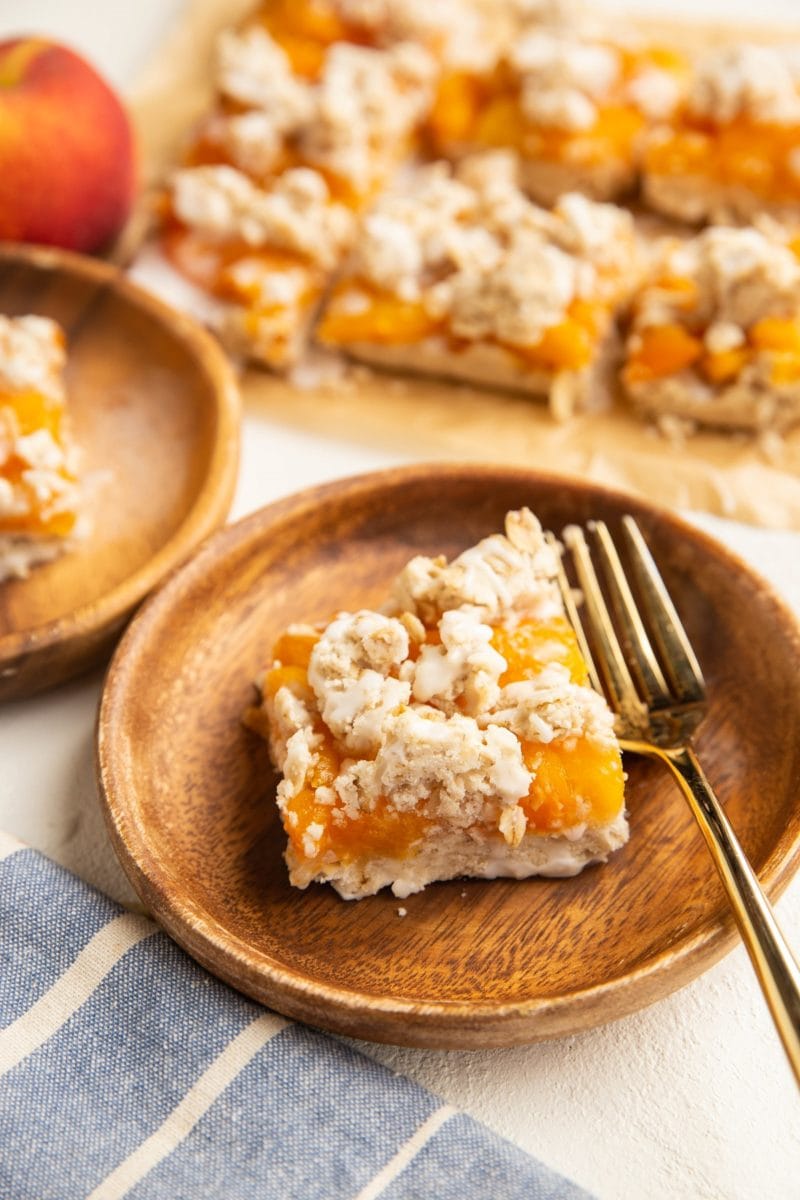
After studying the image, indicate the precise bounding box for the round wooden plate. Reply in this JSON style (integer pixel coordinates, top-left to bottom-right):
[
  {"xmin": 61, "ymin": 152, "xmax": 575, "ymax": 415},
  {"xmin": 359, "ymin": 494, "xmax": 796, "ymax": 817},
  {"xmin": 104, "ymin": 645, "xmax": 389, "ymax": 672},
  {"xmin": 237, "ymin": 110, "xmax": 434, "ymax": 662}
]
[
  {"xmin": 97, "ymin": 465, "xmax": 800, "ymax": 1049},
  {"xmin": 0, "ymin": 243, "xmax": 240, "ymax": 700}
]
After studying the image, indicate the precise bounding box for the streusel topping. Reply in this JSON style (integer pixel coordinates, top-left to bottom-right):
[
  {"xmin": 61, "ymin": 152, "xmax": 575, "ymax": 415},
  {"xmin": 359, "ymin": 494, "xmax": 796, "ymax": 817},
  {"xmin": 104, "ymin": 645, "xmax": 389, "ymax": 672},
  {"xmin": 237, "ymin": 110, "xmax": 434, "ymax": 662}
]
[
  {"xmin": 170, "ymin": 164, "xmax": 355, "ymax": 269},
  {"xmin": 268, "ymin": 509, "xmax": 616, "ymax": 841},
  {"xmin": 345, "ymin": 159, "xmax": 636, "ymax": 342},
  {"xmin": 688, "ymin": 45, "xmax": 800, "ymax": 127},
  {"xmin": 214, "ymin": 27, "xmax": 436, "ymax": 191},
  {"xmin": 635, "ymin": 226, "xmax": 800, "ymax": 332},
  {"xmin": 507, "ymin": 31, "xmax": 681, "ymax": 132},
  {"xmin": 216, "ymin": 28, "xmax": 312, "ymax": 123},
  {"xmin": 0, "ymin": 315, "xmax": 78, "ymax": 528},
  {"xmin": 0, "ymin": 315, "xmax": 66, "ymax": 402}
]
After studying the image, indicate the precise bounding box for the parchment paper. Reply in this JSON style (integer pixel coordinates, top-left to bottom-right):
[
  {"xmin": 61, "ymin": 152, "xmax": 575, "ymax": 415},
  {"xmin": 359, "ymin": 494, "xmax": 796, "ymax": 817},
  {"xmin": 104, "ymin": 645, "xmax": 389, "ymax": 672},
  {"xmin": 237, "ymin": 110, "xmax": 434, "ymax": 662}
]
[{"xmin": 128, "ymin": 0, "xmax": 800, "ymax": 530}]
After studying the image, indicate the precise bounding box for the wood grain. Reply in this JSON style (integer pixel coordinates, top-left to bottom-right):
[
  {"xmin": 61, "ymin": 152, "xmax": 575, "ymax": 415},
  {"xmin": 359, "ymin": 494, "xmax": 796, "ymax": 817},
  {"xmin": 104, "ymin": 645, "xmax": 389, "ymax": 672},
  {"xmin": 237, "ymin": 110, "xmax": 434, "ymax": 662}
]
[
  {"xmin": 0, "ymin": 244, "xmax": 241, "ymax": 701},
  {"xmin": 96, "ymin": 465, "xmax": 800, "ymax": 1048}
]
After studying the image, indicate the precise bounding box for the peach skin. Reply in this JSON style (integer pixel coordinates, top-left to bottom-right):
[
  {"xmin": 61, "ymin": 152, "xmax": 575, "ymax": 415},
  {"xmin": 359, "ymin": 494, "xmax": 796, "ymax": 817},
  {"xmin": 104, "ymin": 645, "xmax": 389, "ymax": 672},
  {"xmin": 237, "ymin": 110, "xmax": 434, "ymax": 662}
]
[{"xmin": 0, "ymin": 37, "xmax": 136, "ymax": 253}]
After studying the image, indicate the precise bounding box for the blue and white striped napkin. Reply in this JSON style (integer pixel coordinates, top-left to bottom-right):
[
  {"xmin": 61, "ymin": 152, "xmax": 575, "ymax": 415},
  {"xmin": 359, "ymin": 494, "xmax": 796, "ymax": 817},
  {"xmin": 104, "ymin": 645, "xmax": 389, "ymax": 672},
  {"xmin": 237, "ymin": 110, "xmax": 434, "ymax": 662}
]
[{"xmin": 0, "ymin": 832, "xmax": 592, "ymax": 1199}]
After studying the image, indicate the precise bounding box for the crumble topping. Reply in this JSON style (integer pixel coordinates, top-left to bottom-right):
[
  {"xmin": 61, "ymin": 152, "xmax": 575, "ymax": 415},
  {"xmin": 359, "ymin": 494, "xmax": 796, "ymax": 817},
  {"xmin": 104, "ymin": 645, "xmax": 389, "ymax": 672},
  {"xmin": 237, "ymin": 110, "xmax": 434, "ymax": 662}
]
[
  {"xmin": 213, "ymin": 28, "xmax": 436, "ymax": 191},
  {"xmin": 216, "ymin": 27, "xmax": 312, "ymax": 124},
  {"xmin": 301, "ymin": 41, "xmax": 436, "ymax": 190},
  {"xmin": 273, "ymin": 507, "xmax": 613, "ymax": 787},
  {"xmin": 688, "ymin": 45, "xmax": 800, "ymax": 127},
  {"xmin": 307, "ymin": 610, "xmax": 411, "ymax": 756},
  {"xmin": 335, "ymin": 0, "xmax": 500, "ymax": 70},
  {"xmin": 510, "ymin": 32, "xmax": 620, "ymax": 132},
  {"xmin": 344, "ymin": 159, "xmax": 636, "ymax": 344},
  {"xmin": 169, "ymin": 165, "xmax": 355, "ymax": 269},
  {"xmin": 385, "ymin": 506, "xmax": 562, "ymax": 624},
  {"xmin": 411, "ymin": 608, "xmax": 507, "ymax": 715},
  {"xmin": 625, "ymin": 225, "xmax": 800, "ymax": 433},
  {"xmin": 636, "ymin": 226, "xmax": 800, "ymax": 331},
  {"xmin": 256, "ymin": 508, "xmax": 627, "ymax": 897},
  {"xmin": 500, "ymin": 0, "xmax": 580, "ymax": 26},
  {"xmin": 0, "ymin": 314, "xmax": 65, "ymax": 402},
  {"xmin": 504, "ymin": 31, "xmax": 681, "ymax": 133},
  {"xmin": 0, "ymin": 316, "xmax": 81, "ymax": 576},
  {"xmin": 625, "ymin": 66, "xmax": 683, "ymax": 122}
]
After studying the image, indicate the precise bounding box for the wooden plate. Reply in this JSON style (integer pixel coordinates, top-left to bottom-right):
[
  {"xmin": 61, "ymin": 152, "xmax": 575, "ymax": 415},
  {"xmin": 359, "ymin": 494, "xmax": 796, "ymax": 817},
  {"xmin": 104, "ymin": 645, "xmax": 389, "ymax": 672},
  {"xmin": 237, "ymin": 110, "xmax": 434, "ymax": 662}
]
[
  {"xmin": 96, "ymin": 465, "xmax": 800, "ymax": 1049},
  {"xmin": 0, "ymin": 244, "xmax": 240, "ymax": 700}
]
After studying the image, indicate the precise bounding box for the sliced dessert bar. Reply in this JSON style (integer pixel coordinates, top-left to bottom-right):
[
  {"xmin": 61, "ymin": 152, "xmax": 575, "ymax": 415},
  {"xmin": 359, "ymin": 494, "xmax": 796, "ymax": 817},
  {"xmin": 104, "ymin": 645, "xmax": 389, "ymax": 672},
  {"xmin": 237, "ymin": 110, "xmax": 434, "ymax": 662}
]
[
  {"xmin": 252, "ymin": 0, "xmax": 506, "ymax": 81},
  {"xmin": 643, "ymin": 45, "xmax": 800, "ymax": 224},
  {"xmin": 246, "ymin": 509, "xmax": 628, "ymax": 900},
  {"xmin": 0, "ymin": 315, "xmax": 82, "ymax": 581},
  {"xmin": 317, "ymin": 155, "xmax": 639, "ymax": 416},
  {"xmin": 622, "ymin": 224, "xmax": 800, "ymax": 433},
  {"xmin": 147, "ymin": 21, "xmax": 438, "ymax": 368},
  {"xmin": 158, "ymin": 165, "xmax": 355, "ymax": 368},
  {"xmin": 428, "ymin": 29, "xmax": 686, "ymax": 205},
  {"xmin": 192, "ymin": 26, "xmax": 437, "ymax": 207}
]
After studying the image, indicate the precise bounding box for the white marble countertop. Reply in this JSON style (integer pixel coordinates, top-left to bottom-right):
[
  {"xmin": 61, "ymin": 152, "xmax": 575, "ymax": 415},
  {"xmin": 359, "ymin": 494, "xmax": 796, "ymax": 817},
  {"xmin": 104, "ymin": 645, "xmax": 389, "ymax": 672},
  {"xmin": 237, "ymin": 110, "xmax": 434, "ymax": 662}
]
[{"xmin": 1, "ymin": 3, "xmax": 799, "ymax": 1198}]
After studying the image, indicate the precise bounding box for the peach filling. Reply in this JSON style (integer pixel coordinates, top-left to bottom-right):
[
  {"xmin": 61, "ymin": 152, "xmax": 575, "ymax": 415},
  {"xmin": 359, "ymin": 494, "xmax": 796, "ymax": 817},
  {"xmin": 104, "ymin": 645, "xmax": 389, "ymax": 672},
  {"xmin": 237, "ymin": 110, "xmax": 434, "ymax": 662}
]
[
  {"xmin": 318, "ymin": 284, "xmax": 607, "ymax": 371},
  {"xmin": 428, "ymin": 47, "xmax": 684, "ymax": 167},
  {"xmin": 184, "ymin": 124, "xmax": 387, "ymax": 210},
  {"xmin": 254, "ymin": 1, "xmax": 373, "ymax": 79},
  {"xmin": 491, "ymin": 617, "xmax": 624, "ymax": 834},
  {"xmin": 645, "ymin": 116, "xmax": 800, "ymax": 205},
  {"xmin": 253, "ymin": 0, "xmax": 450, "ymax": 78},
  {"xmin": 162, "ymin": 224, "xmax": 321, "ymax": 366},
  {"xmin": 0, "ymin": 381, "xmax": 78, "ymax": 538},
  {"xmin": 625, "ymin": 313, "xmax": 800, "ymax": 386},
  {"xmin": 429, "ymin": 77, "xmax": 645, "ymax": 166},
  {"xmin": 476, "ymin": 97, "xmax": 644, "ymax": 168},
  {"xmin": 261, "ymin": 613, "xmax": 624, "ymax": 869}
]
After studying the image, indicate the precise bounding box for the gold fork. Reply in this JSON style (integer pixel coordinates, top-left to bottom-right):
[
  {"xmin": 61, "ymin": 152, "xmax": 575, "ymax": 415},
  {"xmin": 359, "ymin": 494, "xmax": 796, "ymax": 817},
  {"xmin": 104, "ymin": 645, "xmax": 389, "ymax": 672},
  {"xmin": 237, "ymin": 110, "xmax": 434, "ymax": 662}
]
[{"xmin": 549, "ymin": 516, "xmax": 800, "ymax": 1086}]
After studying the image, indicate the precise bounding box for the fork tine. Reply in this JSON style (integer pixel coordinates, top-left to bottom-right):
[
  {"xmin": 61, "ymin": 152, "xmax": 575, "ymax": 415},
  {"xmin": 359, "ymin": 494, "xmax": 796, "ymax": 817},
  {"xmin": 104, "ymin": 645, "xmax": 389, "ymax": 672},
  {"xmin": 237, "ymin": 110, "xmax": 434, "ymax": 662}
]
[
  {"xmin": 561, "ymin": 525, "xmax": 647, "ymax": 724},
  {"xmin": 621, "ymin": 516, "xmax": 706, "ymax": 704},
  {"xmin": 545, "ymin": 532, "xmax": 603, "ymax": 696},
  {"xmin": 588, "ymin": 520, "xmax": 672, "ymax": 708}
]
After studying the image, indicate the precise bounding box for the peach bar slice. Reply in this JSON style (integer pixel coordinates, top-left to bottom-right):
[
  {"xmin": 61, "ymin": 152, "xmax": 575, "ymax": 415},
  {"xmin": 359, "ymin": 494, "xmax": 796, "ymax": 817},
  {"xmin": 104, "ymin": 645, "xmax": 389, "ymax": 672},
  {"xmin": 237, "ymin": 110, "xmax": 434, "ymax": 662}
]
[
  {"xmin": 252, "ymin": 0, "xmax": 506, "ymax": 81},
  {"xmin": 643, "ymin": 45, "xmax": 800, "ymax": 224},
  {"xmin": 427, "ymin": 30, "xmax": 687, "ymax": 205},
  {"xmin": 0, "ymin": 315, "xmax": 82, "ymax": 581},
  {"xmin": 137, "ymin": 16, "xmax": 438, "ymax": 367},
  {"xmin": 317, "ymin": 156, "xmax": 639, "ymax": 417},
  {"xmin": 151, "ymin": 164, "xmax": 355, "ymax": 369},
  {"xmin": 622, "ymin": 224, "xmax": 800, "ymax": 434},
  {"xmin": 246, "ymin": 508, "xmax": 627, "ymax": 900}
]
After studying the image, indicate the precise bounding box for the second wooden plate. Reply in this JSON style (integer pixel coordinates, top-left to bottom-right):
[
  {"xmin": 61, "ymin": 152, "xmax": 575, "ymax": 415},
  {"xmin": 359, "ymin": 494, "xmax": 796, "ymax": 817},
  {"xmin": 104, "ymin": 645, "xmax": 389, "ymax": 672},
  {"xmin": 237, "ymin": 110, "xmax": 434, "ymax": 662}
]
[
  {"xmin": 97, "ymin": 465, "xmax": 800, "ymax": 1048},
  {"xmin": 0, "ymin": 244, "xmax": 240, "ymax": 700}
]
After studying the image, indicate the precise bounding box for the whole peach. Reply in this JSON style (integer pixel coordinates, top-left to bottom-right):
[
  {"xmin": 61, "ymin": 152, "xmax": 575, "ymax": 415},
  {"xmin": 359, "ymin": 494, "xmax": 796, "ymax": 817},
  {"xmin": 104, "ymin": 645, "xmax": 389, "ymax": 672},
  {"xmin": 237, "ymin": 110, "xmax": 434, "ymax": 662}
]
[{"xmin": 0, "ymin": 37, "xmax": 136, "ymax": 253}]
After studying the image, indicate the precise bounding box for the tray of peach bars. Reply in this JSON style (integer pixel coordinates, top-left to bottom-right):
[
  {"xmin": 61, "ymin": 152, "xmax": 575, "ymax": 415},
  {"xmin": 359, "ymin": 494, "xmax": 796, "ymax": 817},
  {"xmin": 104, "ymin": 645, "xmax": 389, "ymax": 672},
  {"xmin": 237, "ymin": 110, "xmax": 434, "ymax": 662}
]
[{"xmin": 124, "ymin": 0, "xmax": 800, "ymax": 528}]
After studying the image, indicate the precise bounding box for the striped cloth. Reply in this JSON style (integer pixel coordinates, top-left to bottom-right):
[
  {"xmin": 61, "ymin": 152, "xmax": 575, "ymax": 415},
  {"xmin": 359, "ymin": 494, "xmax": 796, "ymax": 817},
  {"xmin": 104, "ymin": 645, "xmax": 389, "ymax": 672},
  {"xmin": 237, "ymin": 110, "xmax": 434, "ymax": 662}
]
[{"xmin": 0, "ymin": 833, "xmax": 592, "ymax": 1200}]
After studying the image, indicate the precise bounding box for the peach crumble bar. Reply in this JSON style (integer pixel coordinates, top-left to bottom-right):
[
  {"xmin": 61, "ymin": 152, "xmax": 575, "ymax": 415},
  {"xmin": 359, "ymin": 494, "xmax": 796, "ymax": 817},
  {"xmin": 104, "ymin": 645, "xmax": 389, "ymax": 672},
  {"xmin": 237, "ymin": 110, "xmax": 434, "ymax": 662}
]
[
  {"xmin": 146, "ymin": 19, "xmax": 440, "ymax": 368},
  {"xmin": 427, "ymin": 29, "xmax": 686, "ymax": 205},
  {"xmin": 643, "ymin": 45, "xmax": 800, "ymax": 224},
  {"xmin": 253, "ymin": 0, "xmax": 507, "ymax": 81},
  {"xmin": 622, "ymin": 224, "xmax": 800, "ymax": 433},
  {"xmin": 246, "ymin": 509, "xmax": 628, "ymax": 900},
  {"xmin": 157, "ymin": 164, "xmax": 355, "ymax": 368},
  {"xmin": 317, "ymin": 155, "xmax": 639, "ymax": 416},
  {"xmin": 0, "ymin": 315, "xmax": 82, "ymax": 581}
]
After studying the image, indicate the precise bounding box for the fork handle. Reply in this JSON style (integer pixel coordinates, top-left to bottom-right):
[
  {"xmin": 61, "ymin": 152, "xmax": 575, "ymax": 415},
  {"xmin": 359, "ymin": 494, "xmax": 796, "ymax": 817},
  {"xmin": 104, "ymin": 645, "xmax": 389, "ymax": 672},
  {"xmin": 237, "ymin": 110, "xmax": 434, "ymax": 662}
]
[{"xmin": 659, "ymin": 744, "xmax": 800, "ymax": 1087}]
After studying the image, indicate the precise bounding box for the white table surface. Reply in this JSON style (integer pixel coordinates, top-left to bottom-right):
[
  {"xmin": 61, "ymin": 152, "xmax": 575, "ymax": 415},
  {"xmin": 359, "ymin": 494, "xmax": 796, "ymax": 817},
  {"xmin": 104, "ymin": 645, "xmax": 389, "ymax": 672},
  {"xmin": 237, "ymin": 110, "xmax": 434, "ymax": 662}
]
[{"xmin": 1, "ymin": 2, "xmax": 799, "ymax": 1197}]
